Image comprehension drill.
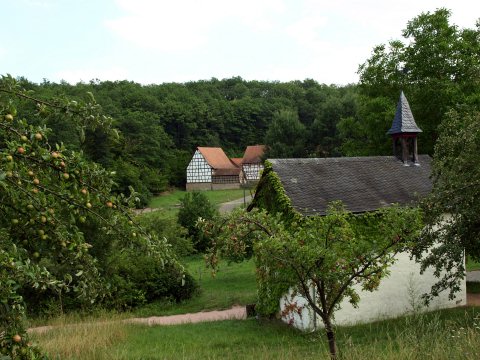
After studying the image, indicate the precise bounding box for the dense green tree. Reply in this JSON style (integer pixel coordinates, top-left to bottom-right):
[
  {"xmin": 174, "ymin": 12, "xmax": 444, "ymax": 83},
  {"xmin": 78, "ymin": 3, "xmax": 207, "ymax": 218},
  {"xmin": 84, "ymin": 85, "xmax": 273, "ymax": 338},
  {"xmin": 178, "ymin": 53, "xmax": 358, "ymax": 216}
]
[
  {"xmin": 265, "ymin": 109, "xmax": 306, "ymax": 158},
  {"xmin": 177, "ymin": 191, "xmax": 218, "ymax": 252},
  {"xmin": 357, "ymin": 8, "xmax": 480, "ymax": 155},
  {"xmin": 413, "ymin": 108, "xmax": 480, "ymax": 302},
  {"xmin": 0, "ymin": 75, "xmax": 177, "ymax": 358}
]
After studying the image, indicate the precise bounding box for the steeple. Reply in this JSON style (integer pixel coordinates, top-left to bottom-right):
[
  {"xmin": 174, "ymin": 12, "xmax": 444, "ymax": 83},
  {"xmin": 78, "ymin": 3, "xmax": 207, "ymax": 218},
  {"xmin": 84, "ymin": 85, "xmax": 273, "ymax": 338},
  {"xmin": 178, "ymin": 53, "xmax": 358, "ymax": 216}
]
[{"xmin": 388, "ymin": 91, "xmax": 422, "ymax": 165}]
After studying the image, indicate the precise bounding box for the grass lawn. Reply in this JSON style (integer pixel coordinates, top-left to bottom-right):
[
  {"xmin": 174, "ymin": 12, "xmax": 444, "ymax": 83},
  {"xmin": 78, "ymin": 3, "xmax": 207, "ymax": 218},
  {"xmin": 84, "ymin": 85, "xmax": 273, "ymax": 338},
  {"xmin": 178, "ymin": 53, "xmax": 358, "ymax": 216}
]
[
  {"xmin": 132, "ymin": 255, "xmax": 257, "ymax": 317},
  {"xmin": 32, "ymin": 307, "xmax": 480, "ymax": 359},
  {"xmin": 467, "ymin": 256, "xmax": 480, "ymax": 271},
  {"xmin": 147, "ymin": 189, "xmax": 247, "ymax": 216}
]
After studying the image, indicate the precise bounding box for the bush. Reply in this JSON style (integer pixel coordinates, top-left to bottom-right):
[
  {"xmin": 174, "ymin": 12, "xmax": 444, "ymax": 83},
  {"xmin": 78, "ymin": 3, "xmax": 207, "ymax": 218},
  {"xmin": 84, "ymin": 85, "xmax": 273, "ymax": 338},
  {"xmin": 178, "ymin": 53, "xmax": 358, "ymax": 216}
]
[
  {"xmin": 105, "ymin": 250, "xmax": 198, "ymax": 310},
  {"xmin": 137, "ymin": 212, "xmax": 195, "ymax": 257},
  {"xmin": 177, "ymin": 192, "xmax": 218, "ymax": 252}
]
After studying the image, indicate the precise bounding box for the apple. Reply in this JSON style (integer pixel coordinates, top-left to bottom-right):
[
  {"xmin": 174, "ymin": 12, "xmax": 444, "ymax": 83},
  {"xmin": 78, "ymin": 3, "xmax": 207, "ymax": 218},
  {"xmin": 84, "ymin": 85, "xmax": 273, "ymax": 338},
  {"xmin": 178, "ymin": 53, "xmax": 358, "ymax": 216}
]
[
  {"xmin": 11, "ymin": 219, "xmax": 19, "ymax": 225},
  {"xmin": 33, "ymin": 252, "xmax": 40, "ymax": 258},
  {"xmin": 21, "ymin": 135, "xmax": 28, "ymax": 142},
  {"xmin": 38, "ymin": 229, "xmax": 45, "ymax": 236},
  {"xmin": 28, "ymin": 170, "xmax": 34, "ymax": 177},
  {"xmin": 12, "ymin": 334, "xmax": 21, "ymax": 343},
  {"xmin": 86, "ymin": 202, "xmax": 92, "ymax": 209},
  {"xmin": 17, "ymin": 147, "xmax": 25, "ymax": 154},
  {"xmin": 6, "ymin": 171, "xmax": 13, "ymax": 177},
  {"xmin": 27, "ymin": 204, "xmax": 34, "ymax": 210},
  {"xmin": 60, "ymin": 161, "xmax": 66, "ymax": 168},
  {"xmin": 106, "ymin": 201, "xmax": 113, "ymax": 208},
  {"xmin": 41, "ymin": 234, "xmax": 48, "ymax": 240},
  {"xmin": 34, "ymin": 133, "xmax": 42, "ymax": 140},
  {"xmin": 41, "ymin": 216, "xmax": 47, "ymax": 223},
  {"xmin": 51, "ymin": 151, "xmax": 60, "ymax": 158},
  {"xmin": 81, "ymin": 188, "xmax": 88, "ymax": 195},
  {"xmin": 32, "ymin": 187, "xmax": 39, "ymax": 194},
  {"xmin": 6, "ymin": 155, "xmax": 13, "ymax": 162},
  {"xmin": 33, "ymin": 178, "xmax": 40, "ymax": 185},
  {"xmin": 4, "ymin": 114, "xmax": 14, "ymax": 121},
  {"xmin": 63, "ymin": 172, "xmax": 70, "ymax": 180}
]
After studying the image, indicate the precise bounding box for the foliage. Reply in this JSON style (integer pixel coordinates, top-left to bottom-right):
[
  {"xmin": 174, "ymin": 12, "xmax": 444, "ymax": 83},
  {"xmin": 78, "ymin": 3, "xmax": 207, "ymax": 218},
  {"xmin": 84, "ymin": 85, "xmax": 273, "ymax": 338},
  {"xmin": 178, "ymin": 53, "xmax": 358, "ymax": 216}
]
[
  {"xmin": 413, "ymin": 108, "xmax": 480, "ymax": 303},
  {"xmin": 137, "ymin": 211, "xmax": 195, "ymax": 257},
  {"xmin": 247, "ymin": 161, "xmax": 300, "ymax": 223},
  {"xmin": 202, "ymin": 203, "xmax": 423, "ymax": 358},
  {"xmin": 356, "ymin": 8, "xmax": 480, "ymax": 156},
  {"xmin": 0, "ymin": 75, "xmax": 177, "ymax": 358},
  {"xmin": 105, "ymin": 251, "xmax": 198, "ymax": 310},
  {"xmin": 177, "ymin": 192, "xmax": 218, "ymax": 252},
  {"xmin": 264, "ymin": 109, "xmax": 306, "ymax": 158}
]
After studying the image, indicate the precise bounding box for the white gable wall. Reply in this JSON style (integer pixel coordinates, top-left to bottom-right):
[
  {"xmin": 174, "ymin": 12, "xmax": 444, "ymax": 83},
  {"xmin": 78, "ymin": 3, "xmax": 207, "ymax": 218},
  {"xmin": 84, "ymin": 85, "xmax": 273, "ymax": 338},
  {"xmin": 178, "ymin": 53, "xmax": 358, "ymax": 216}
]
[
  {"xmin": 280, "ymin": 251, "xmax": 467, "ymax": 331},
  {"xmin": 243, "ymin": 163, "xmax": 264, "ymax": 181},
  {"xmin": 186, "ymin": 150, "xmax": 212, "ymax": 183}
]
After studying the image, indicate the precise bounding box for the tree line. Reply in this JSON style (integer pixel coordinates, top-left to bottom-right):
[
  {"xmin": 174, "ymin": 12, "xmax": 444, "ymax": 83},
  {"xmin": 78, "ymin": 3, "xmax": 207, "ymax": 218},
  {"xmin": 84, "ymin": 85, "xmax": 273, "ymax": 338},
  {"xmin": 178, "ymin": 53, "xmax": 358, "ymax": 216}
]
[{"xmin": 8, "ymin": 9, "xmax": 480, "ymax": 208}]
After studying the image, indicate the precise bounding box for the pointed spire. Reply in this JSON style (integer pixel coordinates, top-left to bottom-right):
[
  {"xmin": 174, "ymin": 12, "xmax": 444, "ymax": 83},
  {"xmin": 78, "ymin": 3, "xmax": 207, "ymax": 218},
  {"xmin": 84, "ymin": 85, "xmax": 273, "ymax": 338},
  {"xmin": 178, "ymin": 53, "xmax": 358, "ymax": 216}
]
[{"xmin": 387, "ymin": 91, "xmax": 422, "ymax": 135}]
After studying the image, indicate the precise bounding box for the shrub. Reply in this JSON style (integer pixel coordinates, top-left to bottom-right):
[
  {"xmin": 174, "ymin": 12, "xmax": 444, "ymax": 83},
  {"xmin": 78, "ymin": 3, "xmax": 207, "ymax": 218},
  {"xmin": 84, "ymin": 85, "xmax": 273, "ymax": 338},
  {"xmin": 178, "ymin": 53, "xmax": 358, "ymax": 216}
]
[
  {"xmin": 105, "ymin": 250, "xmax": 198, "ymax": 310},
  {"xmin": 137, "ymin": 212, "xmax": 195, "ymax": 257},
  {"xmin": 177, "ymin": 191, "xmax": 218, "ymax": 252}
]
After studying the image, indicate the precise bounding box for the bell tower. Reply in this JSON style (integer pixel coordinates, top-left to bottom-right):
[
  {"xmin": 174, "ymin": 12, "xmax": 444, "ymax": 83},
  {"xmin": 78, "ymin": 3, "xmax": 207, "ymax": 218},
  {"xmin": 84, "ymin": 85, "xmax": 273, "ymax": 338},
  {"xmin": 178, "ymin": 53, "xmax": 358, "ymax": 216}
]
[{"xmin": 387, "ymin": 91, "xmax": 422, "ymax": 165}]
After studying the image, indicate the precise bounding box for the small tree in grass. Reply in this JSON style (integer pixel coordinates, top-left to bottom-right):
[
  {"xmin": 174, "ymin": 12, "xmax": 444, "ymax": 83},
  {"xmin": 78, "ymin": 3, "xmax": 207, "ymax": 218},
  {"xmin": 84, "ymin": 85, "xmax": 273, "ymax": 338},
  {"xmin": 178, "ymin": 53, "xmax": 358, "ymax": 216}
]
[
  {"xmin": 177, "ymin": 191, "xmax": 218, "ymax": 252},
  {"xmin": 201, "ymin": 203, "xmax": 422, "ymax": 359}
]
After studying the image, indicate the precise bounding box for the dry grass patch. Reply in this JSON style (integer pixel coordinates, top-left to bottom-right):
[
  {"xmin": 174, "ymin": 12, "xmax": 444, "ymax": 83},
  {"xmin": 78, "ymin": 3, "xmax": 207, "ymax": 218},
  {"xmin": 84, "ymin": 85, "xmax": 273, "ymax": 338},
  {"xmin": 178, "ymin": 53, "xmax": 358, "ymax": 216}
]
[{"xmin": 30, "ymin": 319, "xmax": 128, "ymax": 360}]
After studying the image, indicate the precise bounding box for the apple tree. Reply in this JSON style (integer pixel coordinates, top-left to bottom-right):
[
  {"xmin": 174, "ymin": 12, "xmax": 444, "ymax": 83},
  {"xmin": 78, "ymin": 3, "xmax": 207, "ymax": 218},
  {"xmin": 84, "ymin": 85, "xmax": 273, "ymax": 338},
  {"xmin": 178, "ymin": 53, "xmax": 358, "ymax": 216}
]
[
  {"xmin": 0, "ymin": 75, "xmax": 175, "ymax": 359},
  {"xmin": 202, "ymin": 203, "xmax": 422, "ymax": 359}
]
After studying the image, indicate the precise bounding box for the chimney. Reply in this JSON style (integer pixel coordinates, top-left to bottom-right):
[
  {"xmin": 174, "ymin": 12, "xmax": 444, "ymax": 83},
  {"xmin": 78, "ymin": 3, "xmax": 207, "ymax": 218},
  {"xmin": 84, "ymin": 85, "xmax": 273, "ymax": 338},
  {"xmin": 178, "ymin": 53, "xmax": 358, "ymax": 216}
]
[{"xmin": 387, "ymin": 91, "xmax": 422, "ymax": 165}]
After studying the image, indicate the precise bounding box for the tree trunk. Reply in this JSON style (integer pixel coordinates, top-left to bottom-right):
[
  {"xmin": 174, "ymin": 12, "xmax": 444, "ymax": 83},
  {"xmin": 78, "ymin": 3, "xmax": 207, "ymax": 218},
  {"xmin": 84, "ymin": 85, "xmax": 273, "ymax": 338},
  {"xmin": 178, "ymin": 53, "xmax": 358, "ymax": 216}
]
[{"xmin": 324, "ymin": 319, "xmax": 337, "ymax": 359}]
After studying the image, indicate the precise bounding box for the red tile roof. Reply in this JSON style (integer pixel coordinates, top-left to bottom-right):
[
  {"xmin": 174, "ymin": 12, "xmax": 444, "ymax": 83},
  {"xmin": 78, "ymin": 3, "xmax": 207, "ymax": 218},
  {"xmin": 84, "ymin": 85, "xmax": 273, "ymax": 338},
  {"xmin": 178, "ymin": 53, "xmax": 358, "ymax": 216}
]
[
  {"xmin": 198, "ymin": 147, "xmax": 240, "ymax": 176},
  {"xmin": 242, "ymin": 145, "xmax": 266, "ymax": 164},
  {"xmin": 230, "ymin": 158, "xmax": 243, "ymax": 167}
]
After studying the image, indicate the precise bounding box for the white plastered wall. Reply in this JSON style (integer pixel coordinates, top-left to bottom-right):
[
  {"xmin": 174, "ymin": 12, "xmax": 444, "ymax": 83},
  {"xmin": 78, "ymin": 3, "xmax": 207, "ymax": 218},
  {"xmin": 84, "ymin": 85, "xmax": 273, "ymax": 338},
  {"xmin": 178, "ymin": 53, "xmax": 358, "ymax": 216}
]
[{"xmin": 280, "ymin": 251, "xmax": 467, "ymax": 331}]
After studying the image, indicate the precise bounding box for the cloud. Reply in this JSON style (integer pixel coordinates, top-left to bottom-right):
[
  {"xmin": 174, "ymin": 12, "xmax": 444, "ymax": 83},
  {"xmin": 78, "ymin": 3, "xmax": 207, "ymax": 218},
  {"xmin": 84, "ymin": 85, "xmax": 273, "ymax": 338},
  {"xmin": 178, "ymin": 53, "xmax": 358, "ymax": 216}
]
[
  {"xmin": 53, "ymin": 66, "xmax": 129, "ymax": 84},
  {"xmin": 106, "ymin": 0, "xmax": 286, "ymax": 52}
]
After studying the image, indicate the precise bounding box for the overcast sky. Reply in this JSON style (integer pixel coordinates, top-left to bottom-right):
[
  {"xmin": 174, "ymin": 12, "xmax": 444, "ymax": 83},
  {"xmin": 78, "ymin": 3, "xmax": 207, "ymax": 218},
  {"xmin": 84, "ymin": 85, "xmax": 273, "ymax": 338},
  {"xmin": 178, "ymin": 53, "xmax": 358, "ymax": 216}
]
[{"xmin": 1, "ymin": 0, "xmax": 479, "ymax": 85}]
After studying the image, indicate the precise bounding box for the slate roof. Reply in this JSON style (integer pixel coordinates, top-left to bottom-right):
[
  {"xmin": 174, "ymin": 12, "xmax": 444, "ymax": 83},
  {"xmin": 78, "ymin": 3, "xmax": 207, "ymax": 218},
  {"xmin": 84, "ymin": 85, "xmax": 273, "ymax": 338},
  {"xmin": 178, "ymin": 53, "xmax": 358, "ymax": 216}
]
[
  {"xmin": 242, "ymin": 145, "xmax": 266, "ymax": 164},
  {"xmin": 387, "ymin": 91, "xmax": 422, "ymax": 135},
  {"xmin": 267, "ymin": 155, "xmax": 432, "ymax": 216},
  {"xmin": 196, "ymin": 147, "xmax": 239, "ymax": 176}
]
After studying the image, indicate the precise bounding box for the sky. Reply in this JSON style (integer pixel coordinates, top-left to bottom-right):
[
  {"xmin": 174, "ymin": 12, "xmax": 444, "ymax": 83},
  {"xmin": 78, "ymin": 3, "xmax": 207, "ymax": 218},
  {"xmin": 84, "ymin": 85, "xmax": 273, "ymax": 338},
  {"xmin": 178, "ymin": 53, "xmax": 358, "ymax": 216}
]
[{"xmin": 1, "ymin": 0, "xmax": 479, "ymax": 86}]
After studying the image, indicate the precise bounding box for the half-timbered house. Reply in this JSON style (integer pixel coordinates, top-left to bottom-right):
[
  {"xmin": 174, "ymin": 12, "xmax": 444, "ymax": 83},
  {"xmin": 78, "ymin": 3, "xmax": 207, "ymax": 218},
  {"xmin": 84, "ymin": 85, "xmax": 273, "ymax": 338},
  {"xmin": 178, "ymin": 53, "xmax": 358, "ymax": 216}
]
[
  {"xmin": 241, "ymin": 145, "xmax": 266, "ymax": 183},
  {"xmin": 186, "ymin": 147, "xmax": 241, "ymax": 191}
]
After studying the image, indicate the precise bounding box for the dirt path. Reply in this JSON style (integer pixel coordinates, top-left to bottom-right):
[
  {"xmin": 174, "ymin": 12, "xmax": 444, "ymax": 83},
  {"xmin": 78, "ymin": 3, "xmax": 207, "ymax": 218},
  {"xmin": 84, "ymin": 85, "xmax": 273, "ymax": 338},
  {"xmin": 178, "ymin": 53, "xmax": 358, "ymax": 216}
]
[
  {"xmin": 219, "ymin": 195, "xmax": 252, "ymax": 214},
  {"xmin": 126, "ymin": 305, "xmax": 246, "ymax": 326},
  {"xmin": 28, "ymin": 306, "xmax": 247, "ymax": 334}
]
